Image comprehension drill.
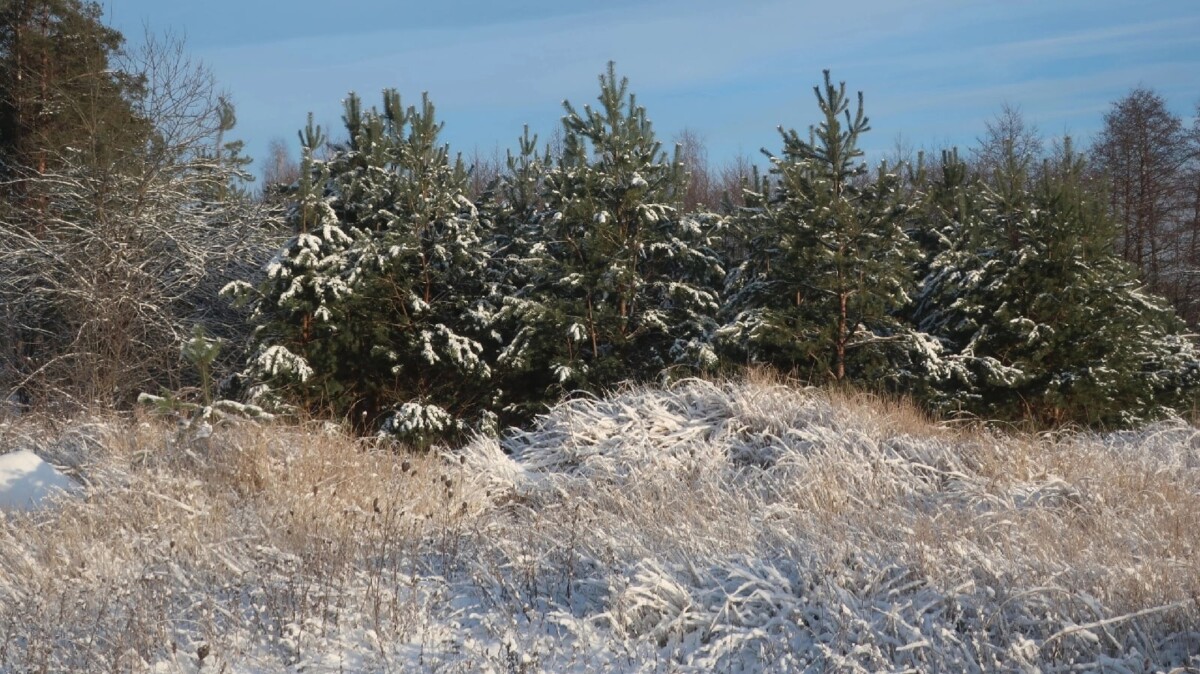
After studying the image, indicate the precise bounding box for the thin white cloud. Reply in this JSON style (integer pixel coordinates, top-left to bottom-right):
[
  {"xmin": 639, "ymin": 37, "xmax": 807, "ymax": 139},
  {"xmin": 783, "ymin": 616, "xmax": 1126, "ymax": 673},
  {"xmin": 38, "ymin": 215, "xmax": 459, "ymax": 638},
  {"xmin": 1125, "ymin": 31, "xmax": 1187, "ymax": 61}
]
[
  {"xmin": 1011, "ymin": 14, "xmax": 1196, "ymax": 52},
  {"xmin": 163, "ymin": 0, "xmax": 1198, "ymax": 173}
]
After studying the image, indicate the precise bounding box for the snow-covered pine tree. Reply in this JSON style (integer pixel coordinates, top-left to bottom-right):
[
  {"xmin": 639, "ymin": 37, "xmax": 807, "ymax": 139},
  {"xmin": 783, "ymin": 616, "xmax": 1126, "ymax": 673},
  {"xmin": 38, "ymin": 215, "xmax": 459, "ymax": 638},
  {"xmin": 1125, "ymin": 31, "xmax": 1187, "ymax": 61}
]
[
  {"xmin": 225, "ymin": 91, "xmax": 493, "ymax": 445},
  {"xmin": 913, "ymin": 137, "xmax": 1200, "ymax": 426},
  {"xmin": 495, "ymin": 63, "xmax": 724, "ymax": 409},
  {"xmin": 476, "ymin": 127, "xmax": 552, "ymax": 355},
  {"xmin": 720, "ymin": 71, "xmax": 929, "ymax": 387},
  {"xmin": 476, "ymin": 126, "xmax": 559, "ymax": 424},
  {"xmin": 904, "ymin": 149, "xmax": 979, "ymax": 274}
]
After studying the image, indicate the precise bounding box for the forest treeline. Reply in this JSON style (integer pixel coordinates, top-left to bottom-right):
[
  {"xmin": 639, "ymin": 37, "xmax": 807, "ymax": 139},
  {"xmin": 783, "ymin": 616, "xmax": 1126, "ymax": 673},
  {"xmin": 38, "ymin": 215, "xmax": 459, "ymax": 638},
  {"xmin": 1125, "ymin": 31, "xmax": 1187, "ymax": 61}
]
[{"xmin": 3, "ymin": 0, "xmax": 1200, "ymax": 442}]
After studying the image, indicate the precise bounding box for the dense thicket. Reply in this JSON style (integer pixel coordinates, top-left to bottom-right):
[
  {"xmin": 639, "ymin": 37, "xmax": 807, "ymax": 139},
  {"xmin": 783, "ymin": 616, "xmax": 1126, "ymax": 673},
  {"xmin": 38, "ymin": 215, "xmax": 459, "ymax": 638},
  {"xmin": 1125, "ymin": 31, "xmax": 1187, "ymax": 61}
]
[
  {"xmin": 0, "ymin": 7, "xmax": 1195, "ymax": 438},
  {"xmin": 223, "ymin": 67, "xmax": 1198, "ymax": 440},
  {"xmin": 0, "ymin": 7, "xmax": 273, "ymax": 410}
]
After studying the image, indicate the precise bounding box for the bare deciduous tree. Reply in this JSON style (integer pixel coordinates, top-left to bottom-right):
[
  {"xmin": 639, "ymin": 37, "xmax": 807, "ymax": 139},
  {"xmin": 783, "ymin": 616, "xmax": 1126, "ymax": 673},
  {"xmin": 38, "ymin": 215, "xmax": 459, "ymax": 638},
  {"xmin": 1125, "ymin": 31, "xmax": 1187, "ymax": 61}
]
[
  {"xmin": 0, "ymin": 30, "xmax": 280, "ymax": 411},
  {"xmin": 1094, "ymin": 88, "xmax": 1197, "ymax": 322},
  {"xmin": 675, "ymin": 128, "xmax": 714, "ymax": 212},
  {"xmin": 717, "ymin": 152, "xmax": 757, "ymax": 211},
  {"xmin": 465, "ymin": 146, "xmax": 503, "ymax": 201},
  {"xmin": 261, "ymin": 136, "xmax": 301, "ymax": 200},
  {"xmin": 972, "ymin": 103, "xmax": 1044, "ymax": 191},
  {"xmin": 673, "ymin": 129, "xmax": 761, "ymax": 213}
]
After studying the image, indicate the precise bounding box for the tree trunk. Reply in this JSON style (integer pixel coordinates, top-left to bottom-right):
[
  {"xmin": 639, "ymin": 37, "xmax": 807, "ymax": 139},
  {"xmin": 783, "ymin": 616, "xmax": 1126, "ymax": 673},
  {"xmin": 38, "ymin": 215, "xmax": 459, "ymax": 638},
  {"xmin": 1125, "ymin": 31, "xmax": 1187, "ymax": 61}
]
[{"xmin": 835, "ymin": 292, "xmax": 847, "ymax": 381}]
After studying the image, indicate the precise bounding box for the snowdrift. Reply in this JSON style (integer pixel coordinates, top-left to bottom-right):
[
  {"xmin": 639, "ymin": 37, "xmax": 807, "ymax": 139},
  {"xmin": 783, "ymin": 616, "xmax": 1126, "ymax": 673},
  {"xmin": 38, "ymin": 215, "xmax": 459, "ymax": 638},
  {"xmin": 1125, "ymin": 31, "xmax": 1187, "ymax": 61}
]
[
  {"xmin": 0, "ymin": 379, "xmax": 1198, "ymax": 672},
  {"xmin": 0, "ymin": 449, "xmax": 79, "ymax": 511}
]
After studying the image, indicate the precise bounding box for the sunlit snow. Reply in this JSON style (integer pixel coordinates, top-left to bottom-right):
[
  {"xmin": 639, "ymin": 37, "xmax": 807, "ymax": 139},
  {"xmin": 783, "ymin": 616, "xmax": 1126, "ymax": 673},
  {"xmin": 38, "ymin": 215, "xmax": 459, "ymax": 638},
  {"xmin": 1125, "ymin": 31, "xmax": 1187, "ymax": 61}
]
[{"xmin": 0, "ymin": 450, "xmax": 79, "ymax": 512}]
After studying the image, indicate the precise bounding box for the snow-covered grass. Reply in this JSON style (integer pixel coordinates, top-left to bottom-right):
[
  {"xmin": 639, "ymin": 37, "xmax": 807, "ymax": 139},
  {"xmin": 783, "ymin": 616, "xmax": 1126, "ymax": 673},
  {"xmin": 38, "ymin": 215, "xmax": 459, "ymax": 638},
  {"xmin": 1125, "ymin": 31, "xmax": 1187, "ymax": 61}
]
[{"xmin": 1, "ymin": 377, "xmax": 1199, "ymax": 672}]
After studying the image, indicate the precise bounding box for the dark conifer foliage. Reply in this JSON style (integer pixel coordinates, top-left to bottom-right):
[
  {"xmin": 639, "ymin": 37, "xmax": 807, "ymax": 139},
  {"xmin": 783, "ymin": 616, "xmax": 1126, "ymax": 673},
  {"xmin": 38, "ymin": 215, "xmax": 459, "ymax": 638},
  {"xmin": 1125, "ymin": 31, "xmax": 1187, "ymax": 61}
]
[
  {"xmin": 913, "ymin": 139, "xmax": 1200, "ymax": 425},
  {"xmin": 0, "ymin": 0, "xmax": 149, "ymax": 208},
  {"xmin": 489, "ymin": 63, "xmax": 724, "ymax": 418},
  {"xmin": 224, "ymin": 68, "xmax": 1200, "ymax": 437},
  {"xmin": 225, "ymin": 92, "xmax": 493, "ymax": 445},
  {"xmin": 721, "ymin": 71, "xmax": 932, "ymax": 389}
]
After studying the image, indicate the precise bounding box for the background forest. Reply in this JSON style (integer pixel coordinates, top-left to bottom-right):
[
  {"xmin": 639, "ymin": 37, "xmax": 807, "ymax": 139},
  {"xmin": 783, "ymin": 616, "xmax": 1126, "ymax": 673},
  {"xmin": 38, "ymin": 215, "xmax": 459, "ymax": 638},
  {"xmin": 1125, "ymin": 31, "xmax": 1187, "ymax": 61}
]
[{"xmin": 3, "ymin": 0, "xmax": 1200, "ymax": 443}]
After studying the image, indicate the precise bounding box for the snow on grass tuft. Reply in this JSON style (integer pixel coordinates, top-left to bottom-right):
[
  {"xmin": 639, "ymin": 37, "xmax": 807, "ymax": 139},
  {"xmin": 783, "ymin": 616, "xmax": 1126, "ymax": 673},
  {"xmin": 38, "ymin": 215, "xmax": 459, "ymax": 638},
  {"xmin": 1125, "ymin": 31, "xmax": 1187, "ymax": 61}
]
[{"xmin": 1, "ymin": 379, "xmax": 1199, "ymax": 672}]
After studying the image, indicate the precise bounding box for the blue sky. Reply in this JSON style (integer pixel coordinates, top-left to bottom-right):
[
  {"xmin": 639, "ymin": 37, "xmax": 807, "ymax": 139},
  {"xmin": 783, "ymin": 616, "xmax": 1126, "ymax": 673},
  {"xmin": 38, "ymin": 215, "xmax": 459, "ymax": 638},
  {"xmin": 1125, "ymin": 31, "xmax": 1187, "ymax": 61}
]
[{"xmin": 101, "ymin": 0, "xmax": 1199, "ymax": 179}]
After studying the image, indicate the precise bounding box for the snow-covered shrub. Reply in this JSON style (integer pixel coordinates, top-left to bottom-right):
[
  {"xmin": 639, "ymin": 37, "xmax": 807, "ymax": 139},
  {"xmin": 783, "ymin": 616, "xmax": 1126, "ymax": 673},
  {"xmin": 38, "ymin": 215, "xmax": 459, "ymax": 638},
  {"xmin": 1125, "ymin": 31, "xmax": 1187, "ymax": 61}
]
[
  {"xmin": 380, "ymin": 400, "xmax": 461, "ymax": 448},
  {"xmin": 0, "ymin": 35, "xmax": 276, "ymax": 410}
]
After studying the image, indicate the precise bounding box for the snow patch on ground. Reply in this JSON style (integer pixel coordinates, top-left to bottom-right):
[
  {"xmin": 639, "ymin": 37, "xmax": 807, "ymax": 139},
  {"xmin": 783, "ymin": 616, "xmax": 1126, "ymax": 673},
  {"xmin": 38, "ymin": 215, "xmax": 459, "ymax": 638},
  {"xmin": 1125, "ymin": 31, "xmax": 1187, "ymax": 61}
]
[{"xmin": 0, "ymin": 449, "xmax": 79, "ymax": 511}]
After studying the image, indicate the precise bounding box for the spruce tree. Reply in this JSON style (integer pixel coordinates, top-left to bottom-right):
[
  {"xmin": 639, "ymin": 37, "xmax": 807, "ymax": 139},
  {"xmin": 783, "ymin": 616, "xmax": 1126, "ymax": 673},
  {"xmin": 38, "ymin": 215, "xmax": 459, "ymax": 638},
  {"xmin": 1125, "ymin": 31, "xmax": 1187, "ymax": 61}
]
[{"xmin": 721, "ymin": 71, "xmax": 923, "ymax": 386}]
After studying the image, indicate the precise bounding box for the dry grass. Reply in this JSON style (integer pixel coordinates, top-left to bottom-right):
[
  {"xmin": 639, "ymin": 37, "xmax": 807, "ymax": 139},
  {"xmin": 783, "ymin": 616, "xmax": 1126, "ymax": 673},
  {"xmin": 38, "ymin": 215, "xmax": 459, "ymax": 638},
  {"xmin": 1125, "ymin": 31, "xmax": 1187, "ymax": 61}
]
[
  {"xmin": 0, "ymin": 415, "xmax": 469, "ymax": 672},
  {"xmin": 1, "ymin": 378, "xmax": 1199, "ymax": 672}
]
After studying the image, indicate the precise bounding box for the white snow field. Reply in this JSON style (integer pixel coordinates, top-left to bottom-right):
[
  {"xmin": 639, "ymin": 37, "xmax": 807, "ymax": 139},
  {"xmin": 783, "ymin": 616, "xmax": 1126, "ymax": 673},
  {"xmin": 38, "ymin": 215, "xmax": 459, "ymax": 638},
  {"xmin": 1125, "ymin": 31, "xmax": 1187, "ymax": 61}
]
[{"xmin": 0, "ymin": 378, "xmax": 1198, "ymax": 672}]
